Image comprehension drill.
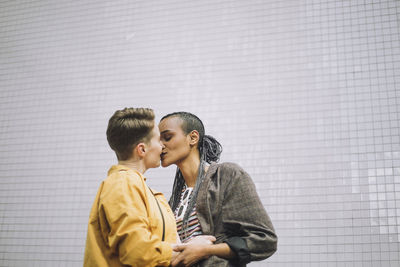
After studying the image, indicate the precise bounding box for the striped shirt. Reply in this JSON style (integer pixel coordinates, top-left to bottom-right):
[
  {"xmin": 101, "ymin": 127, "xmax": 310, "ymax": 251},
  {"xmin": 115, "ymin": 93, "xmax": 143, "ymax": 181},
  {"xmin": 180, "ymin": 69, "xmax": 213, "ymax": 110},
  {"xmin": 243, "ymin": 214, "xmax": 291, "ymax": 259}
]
[{"xmin": 174, "ymin": 186, "xmax": 203, "ymax": 243}]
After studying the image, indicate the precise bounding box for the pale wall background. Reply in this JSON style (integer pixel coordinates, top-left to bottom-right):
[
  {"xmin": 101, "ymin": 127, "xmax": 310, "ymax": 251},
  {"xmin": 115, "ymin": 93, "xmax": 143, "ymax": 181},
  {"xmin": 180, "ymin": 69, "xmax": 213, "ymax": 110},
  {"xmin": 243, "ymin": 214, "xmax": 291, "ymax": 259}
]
[{"xmin": 1, "ymin": 0, "xmax": 399, "ymax": 266}]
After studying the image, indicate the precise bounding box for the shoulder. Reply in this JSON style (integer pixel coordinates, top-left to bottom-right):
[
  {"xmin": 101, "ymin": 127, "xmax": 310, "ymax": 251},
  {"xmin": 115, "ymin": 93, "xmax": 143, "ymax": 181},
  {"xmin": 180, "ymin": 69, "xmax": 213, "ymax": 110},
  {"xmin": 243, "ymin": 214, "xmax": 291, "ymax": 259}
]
[
  {"xmin": 212, "ymin": 161, "xmax": 246, "ymax": 175},
  {"xmin": 102, "ymin": 168, "xmax": 145, "ymax": 198},
  {"xmin": 210, "ymin": 162, "xmax": 251, "ymax": 183},
  {"xmin": 106, "ymin": 167, "xmax": 144, "ymax": 186}
]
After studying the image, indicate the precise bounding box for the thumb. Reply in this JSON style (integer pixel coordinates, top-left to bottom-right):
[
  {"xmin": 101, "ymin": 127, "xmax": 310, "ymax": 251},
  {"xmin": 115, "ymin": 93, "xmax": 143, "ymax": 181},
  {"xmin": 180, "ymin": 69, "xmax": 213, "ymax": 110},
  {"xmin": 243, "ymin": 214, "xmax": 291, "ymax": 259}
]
[
  {"xmin": 203, "ymin": 235, "xmax": 216, "ymax": 243},
  {"xmin": 173, "ymin": 244, "xmax": 186, "ymax": 252}
]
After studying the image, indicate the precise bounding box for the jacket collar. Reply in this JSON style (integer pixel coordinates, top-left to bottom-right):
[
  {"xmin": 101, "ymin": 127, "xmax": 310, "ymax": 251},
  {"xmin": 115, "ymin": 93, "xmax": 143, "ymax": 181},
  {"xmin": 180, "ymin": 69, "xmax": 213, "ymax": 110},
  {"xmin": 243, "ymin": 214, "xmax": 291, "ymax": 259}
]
[
  {"xmin": 204, "ymin": 162, "xmax": 219, "ymax": 179},
  {"xmin": 107, "ymin": 164, "xmax": 147, "ymax": 181}
]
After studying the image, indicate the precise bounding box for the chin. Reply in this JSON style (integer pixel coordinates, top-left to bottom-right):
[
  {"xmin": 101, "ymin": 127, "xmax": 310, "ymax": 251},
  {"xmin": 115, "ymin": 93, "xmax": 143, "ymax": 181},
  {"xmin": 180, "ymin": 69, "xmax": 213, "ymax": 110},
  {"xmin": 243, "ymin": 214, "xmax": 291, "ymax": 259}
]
[
  {"xmin": 161, "ymin": 159, "xmax": 171, "ymax": 168},
  {"xmin": 148, "ymin": 160, "xmax": 160, "ymax": 169}
]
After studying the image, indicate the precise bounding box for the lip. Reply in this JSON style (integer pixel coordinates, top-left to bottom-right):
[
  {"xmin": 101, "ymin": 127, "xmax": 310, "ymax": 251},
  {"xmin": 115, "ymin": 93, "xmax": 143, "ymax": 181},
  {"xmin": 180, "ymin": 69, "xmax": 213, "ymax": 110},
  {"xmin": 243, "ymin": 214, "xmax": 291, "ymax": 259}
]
[{"xmin": 160, "ymin": 152, "xmax": 167, "ymax": 160}]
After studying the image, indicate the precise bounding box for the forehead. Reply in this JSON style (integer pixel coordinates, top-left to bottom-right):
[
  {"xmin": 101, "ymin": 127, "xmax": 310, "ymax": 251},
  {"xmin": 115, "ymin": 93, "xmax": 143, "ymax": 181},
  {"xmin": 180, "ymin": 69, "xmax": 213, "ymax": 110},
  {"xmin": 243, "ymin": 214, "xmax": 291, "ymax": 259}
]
[{"xmin": 159, "ymin": 116, "xmax": 184, "ymax": 132}]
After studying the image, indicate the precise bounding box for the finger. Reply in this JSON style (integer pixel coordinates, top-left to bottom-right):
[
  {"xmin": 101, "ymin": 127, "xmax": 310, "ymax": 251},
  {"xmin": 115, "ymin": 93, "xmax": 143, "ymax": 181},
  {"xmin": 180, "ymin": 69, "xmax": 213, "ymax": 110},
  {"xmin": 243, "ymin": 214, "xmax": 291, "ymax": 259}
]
[
  {"xmin": 203, "ymin": 235, "xmax": 216, "ymax": 242},
  {"xmin": 173, "ymin": 244, "xmax": 186, "ymax": 252},
  {"xmin": 171, "ymin": 255, "xmax": 183, "ymax": 267}
]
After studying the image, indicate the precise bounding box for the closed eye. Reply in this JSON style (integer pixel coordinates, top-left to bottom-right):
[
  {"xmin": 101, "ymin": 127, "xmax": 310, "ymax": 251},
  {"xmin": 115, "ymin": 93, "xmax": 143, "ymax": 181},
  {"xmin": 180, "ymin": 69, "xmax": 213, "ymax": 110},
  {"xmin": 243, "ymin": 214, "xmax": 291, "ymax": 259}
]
[{"xmin": 162, "ymin": 135, "xmax": 172, "ymax": 142}]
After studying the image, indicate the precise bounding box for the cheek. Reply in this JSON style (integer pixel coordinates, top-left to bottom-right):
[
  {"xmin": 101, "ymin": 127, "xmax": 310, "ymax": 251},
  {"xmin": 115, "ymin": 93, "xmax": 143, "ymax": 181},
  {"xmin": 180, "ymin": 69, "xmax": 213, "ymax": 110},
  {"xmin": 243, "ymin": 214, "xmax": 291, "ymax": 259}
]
[
  {"xmin": 172, "ymin": 142, "xmax": 190, "ymax": 157},
  {"xmin": 164, "ymin": 137, "xmax": 190, "ymax": 158},
  {"xmin": 167, "ymin": 140, "xmax": 181, "ymax": 153},
  {"xmin": 149, "ymin": 143, "xmax": 162, "ymax": 157},
  {"xmin": 163, "ymin": 140, "xmax": 175, "ymax": 151},
  {"xmin": 155, "ymin": 143, "xmax": 162, "ymax": 153}
]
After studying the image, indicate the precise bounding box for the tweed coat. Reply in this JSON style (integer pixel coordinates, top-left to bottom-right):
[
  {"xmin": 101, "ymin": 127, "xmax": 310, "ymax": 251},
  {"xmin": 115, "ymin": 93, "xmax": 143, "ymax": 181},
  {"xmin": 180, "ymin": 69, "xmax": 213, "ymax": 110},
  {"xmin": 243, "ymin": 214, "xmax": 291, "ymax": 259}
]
[{"xmin": 194, "ymin": 162, "xmax": 277, "ymax": 267}]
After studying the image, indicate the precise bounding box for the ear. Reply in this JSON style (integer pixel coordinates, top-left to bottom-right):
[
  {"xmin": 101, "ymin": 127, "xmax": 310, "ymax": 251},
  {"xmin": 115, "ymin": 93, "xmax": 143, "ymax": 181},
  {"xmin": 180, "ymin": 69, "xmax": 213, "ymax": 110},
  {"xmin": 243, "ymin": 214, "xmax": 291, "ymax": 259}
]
[
  {"xmin": 135, "ymin": 143, "xmax": 146, "ymax": 158},
  {"xmin": 188, "ymin": 130, "xmax": 200, "ymax": 147}
]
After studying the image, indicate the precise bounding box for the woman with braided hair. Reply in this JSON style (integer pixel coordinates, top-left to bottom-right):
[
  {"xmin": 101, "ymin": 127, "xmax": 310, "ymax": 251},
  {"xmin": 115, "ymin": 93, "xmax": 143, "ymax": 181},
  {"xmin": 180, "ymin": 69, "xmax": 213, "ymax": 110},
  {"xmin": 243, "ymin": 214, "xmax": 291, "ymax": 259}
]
[{"xmin": 159, "ymin": 112, "xmax": 277, "ymax": 267}]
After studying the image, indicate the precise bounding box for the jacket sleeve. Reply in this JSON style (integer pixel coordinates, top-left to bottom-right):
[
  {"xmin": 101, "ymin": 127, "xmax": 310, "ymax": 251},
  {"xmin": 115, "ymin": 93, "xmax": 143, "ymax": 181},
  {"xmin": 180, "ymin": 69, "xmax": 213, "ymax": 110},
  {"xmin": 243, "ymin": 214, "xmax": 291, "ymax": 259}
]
[
  {"xmin": 220, "ymin": 163, "xmax": 277, "ymax": 265},
  {"xmin": 98, "ymin": 174, "xmax": 172, "ymax": 267}
]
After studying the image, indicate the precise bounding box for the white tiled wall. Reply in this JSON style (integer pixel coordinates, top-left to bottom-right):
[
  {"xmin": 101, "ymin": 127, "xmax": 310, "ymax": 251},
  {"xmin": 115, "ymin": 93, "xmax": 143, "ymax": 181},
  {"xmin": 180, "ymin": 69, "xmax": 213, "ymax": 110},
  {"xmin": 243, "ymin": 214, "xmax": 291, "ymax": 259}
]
[{"xmin": 1, "ymin": 0, "xmax": 399, "ymax": 266}]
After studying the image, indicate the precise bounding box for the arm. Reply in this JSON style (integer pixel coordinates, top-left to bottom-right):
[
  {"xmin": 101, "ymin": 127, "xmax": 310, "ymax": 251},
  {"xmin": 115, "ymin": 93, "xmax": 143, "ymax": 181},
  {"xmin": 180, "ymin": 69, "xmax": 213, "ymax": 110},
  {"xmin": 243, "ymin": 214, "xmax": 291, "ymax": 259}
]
[
  {"xmin": 205, "ymin": 243, "xmax": 236, "ymax": 259},
  {"xmin": 171, "ymin": 236, "xmax": 249, "ymax": 266},
  {"xmin": 171, "ymin": 235, "xmax": 231, "ymax": 267},
  {"xmin": 220, "ymin": 163, "xmax": 277, "ymax": 265},
  {"xmin": 98, "ymin": 175, "xmax": 172, "ymax": 266},
  {"xmin": 174, "ymin": 163, "xmax": 277, "ymax": 266}
]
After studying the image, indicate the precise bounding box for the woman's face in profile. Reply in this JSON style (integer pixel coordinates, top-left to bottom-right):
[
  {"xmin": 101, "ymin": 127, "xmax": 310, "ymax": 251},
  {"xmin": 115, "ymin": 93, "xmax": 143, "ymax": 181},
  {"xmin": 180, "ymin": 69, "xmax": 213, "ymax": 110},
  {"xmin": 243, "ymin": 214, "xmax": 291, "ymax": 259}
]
[
  {"xmin": 158, "ymin": 116, "xmax": 192, "ymax": 167},
  {"xmin": 143, "ymin": 125, "xmax": 163, "ymax": 170}
]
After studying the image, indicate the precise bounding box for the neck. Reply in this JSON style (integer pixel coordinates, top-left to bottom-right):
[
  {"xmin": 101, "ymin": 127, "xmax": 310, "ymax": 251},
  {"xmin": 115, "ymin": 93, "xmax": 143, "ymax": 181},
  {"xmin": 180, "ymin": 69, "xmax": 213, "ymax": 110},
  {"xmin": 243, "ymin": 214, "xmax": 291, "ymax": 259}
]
[
  {"xmin": 177, "ymin": 150, "xmax": 201, "ymax": 187},
  {"xmin": 118, "ymin": 159, "xmax": 146, "ymax": 174}
]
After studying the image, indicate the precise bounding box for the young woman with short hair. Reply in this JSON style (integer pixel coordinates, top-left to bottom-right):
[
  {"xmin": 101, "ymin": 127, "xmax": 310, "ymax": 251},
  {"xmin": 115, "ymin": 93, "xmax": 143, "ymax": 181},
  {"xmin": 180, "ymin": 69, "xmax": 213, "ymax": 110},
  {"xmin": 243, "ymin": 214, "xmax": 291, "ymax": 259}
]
[{"xmin": 159, "ymin": 112, "xmax": 277, "ymax": 267}]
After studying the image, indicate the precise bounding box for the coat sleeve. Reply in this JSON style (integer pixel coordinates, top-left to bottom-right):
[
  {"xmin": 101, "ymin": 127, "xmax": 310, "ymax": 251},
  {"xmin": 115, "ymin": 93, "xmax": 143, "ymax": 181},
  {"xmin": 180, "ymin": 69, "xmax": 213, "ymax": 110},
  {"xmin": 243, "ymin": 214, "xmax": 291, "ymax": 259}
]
[
  {"xmin": 98, "ymin": 174, "xmax": 172, "ymax": 267},
  {"xmin": 220, "ymin": 163, "xmax": 277, "ymax": 265}
]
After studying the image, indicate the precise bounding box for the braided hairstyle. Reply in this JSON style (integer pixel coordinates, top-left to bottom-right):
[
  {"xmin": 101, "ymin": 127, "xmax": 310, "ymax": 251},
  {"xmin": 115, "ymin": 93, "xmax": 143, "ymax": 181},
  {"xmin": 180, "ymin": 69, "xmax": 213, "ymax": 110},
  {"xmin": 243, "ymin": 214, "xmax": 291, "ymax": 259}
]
[{"xmin": 160, "ymin": 112, "xmax": 222, "ymax": 239}]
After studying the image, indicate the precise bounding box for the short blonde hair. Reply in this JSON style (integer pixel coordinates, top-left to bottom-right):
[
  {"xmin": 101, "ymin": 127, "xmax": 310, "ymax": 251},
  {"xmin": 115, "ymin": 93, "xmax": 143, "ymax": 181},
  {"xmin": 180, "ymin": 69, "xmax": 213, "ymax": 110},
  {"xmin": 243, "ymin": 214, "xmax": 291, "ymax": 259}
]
[{"xmin": 106, "ymin": 108, "xmax": 155, "ymax": 160}]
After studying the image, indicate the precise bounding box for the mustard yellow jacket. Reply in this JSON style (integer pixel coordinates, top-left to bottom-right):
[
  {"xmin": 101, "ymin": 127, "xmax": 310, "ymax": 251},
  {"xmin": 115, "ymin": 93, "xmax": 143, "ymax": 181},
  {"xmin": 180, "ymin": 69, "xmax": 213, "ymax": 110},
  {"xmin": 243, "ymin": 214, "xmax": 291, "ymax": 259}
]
[{"xmin": 84, "ymin": 165, "xmax": 177, "ymax": 267}]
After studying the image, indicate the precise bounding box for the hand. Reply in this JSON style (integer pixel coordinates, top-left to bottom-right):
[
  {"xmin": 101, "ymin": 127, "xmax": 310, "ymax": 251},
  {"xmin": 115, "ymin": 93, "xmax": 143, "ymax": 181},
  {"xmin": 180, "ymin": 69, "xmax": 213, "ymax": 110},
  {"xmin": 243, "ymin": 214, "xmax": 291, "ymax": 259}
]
[
  {"xmin": 171, "ymin": 235, "xmax": 216, "ymax": 267},
  {"xmin": 176, "ymin": 234, "xmax": 182, "ymax": 244},
  {"xmin": 171, "ymin": 250, "xmax": 180, "ymax": 266},
  {"xmin": 186, "ymin": 235, "xmax": 216, "ymax": 245}
]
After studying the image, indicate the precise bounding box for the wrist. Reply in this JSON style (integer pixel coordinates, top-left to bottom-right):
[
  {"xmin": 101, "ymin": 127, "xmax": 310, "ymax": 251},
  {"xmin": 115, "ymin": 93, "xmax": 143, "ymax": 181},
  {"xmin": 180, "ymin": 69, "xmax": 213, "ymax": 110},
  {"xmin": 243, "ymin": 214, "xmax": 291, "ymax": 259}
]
[{"xmin": 203, "ymin": 244, "xmax": 214, "ymax": 258}]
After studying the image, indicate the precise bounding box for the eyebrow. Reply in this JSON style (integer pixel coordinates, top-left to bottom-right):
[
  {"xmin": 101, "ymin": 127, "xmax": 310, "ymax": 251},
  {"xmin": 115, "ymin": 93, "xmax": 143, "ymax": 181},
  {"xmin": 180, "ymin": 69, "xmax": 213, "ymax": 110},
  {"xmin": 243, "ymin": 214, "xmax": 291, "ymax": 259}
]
[{"xmin": 160, "ymin": 130, "xmax": 173, "ymax": 135}]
